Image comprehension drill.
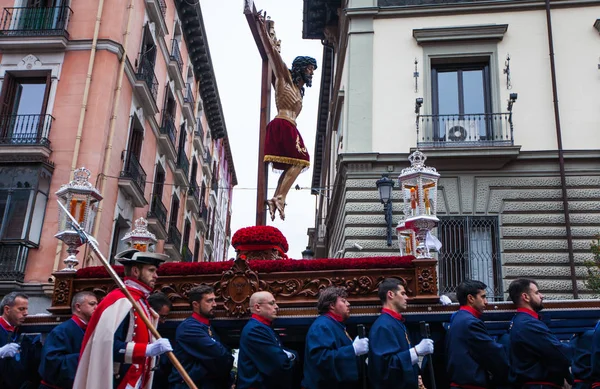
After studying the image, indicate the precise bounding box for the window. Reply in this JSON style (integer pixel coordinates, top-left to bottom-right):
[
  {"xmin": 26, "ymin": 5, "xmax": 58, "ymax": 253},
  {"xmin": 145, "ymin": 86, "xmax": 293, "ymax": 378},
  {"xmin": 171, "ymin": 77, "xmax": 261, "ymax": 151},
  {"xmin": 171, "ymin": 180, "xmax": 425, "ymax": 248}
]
[
  {"xmin": 0, "ymin": 165, "xmax": 52, "ymax": 246},
  {"xmin": 109, "ymin": 216, "xmax": 130, "ymax": 263},
  {"xmin": 0, "ymin": 71, "xmax": 52, "ymax": 143},
  {"xmin": 437, "ymin": 216, "xmax": 502, "ymax": 300},
  {"xmin": 193, "ymin": 237, "xmax": 200, "ymax": 262}
]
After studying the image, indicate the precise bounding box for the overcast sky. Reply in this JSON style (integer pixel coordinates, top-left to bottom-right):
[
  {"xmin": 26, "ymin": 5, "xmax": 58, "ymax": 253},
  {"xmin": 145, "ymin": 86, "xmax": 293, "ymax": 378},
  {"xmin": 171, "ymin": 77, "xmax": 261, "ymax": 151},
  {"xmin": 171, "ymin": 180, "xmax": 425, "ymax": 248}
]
[{"xmin": 200, "ymin": 0, "xmax": 324, "ymax": 259}]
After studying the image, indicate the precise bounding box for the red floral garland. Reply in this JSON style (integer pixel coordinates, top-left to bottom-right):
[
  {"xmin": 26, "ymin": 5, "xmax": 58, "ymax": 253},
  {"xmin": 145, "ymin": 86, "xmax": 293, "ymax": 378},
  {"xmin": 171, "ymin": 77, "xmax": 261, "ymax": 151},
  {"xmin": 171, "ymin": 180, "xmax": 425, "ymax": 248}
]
[
  {"xmin": 231, "ymin": 226, "xmax": 289, "ymax": 253},
  {"xmin": 75, "ymin": 255, "xmax": 414, "ymax": 278}
]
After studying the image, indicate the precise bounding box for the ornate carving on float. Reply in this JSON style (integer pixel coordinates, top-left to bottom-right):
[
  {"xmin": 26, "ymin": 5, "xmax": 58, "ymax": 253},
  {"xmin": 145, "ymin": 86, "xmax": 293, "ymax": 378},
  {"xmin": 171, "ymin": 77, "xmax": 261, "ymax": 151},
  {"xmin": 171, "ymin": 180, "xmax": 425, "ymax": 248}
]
[
  {"xmin": 416, "ymin": 266, "xmax": 437, "ymax": 296},
  {"xmin": 217, "ymin": 257, "xmax": 260, "ymax": 318}
]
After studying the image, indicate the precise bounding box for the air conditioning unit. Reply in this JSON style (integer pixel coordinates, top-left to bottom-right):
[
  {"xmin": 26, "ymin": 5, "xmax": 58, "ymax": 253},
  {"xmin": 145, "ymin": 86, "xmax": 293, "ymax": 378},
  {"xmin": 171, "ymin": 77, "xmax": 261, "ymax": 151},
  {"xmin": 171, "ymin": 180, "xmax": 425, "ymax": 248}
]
[{"xmin": 445, "ymin": 120, "xmax": 480, "ymax": 142}]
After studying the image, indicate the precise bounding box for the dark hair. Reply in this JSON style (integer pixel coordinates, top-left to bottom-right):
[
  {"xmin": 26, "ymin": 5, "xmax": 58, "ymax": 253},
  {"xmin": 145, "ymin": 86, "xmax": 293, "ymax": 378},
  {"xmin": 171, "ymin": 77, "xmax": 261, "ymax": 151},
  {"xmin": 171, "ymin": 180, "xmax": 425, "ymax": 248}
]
[
  {"xmin": 290, "ymin": 56, "xmax": 318, "ymax": 95},
  {"xmin": 378, "ymin": 278, "xmax": 404, "ymax": 303},
  {"xmin": 148, "ymin": 292, "xmax": 172, "ymax": 312},
  {"xmin": 508, "ymin": 278, "xmax": 538, "ymax": 304},
  {"xmin": 1, "ymin": 292, "xmax": 28, "ymax": 312},
  {"xmin": 71, "ymin": 291, "xmax": 96, "ymax": 312},
  {"xmin": 123, "ymin": 264, "xmax": 144, "ymax": 277},
  {"xmin": 317, "ymin": 286, "xmax": 347, "ymax": 314},
  {"xmin": 187, "ymin": 285, "xmax": 215, "ymax": 309},
  {"xmin": 456, "ymin": 279, "xmax": 487, "ymax": 306}
]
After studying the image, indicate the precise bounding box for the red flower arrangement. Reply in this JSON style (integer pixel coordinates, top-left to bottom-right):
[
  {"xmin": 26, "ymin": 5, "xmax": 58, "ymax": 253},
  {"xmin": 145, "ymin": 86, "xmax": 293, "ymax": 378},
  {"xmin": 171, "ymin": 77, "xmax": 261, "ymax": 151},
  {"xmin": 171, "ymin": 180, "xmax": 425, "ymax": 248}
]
[
  {"xmin": 74, "ymin": 255, "xmax": 414, "ymax": 279},
  {"xmin": 231, "ymin": 226, "xmax": 289, "ymax": 253}
]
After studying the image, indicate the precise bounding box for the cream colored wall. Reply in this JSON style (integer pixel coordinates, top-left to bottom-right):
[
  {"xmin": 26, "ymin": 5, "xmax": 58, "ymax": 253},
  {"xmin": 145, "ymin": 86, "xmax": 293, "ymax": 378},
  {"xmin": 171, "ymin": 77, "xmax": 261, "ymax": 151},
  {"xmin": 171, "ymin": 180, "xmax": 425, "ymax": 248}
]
[{"xmin": 370, "ymin": 6, "xmax": 600, "ymax": 153}]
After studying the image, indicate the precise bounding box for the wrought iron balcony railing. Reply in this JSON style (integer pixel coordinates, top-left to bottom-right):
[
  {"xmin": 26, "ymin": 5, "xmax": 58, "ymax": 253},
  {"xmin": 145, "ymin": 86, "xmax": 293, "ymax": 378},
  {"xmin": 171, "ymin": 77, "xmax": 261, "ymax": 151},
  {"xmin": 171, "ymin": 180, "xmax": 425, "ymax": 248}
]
[
  {"xmin": 211, "ymin": 180, "xmax": 219, "ymax": 196},
  {"xmin": 195, "ymin": 121, "xmax": 204, "ymax": 142},
  {"xmin": 177, "ymin": 149, "xmax": 189, "ymax": 179},
  {"xmin": 148, "ymin": 195, "xmax": 167, "ymax": 229},
  {"xmin": 167, "ymin": 224, "xmax": 182, "ymax": 250},
  {"xmin": 203, "ymin": 152, "xmax": 212, "ymax": 167},
  {"xmin": 135, "ymin": 55, "xmax": 159, "ymax": 102},
  {"xmin": 120, "ymin": 153, "xmax": 146, "ymax": 195},
  {"xmin": 0, "ymin": 243, "xmax": 29, "ymax": 282},
  {"xmin": 158, "ymin": 0, "xmax": 167, "ymax": 16},
  {"xmin": 170, "ymin": 40, "xmax": 183, "ymax": 74},
  {"xmin": 184, "ymin": 83, "xmax": 195, "ymax": 107},
  {"xmin": 200, "ymin": 205, "xmax": 208, "ymax": 223},
  {"xmin": 160, "ymin": 113, "xmax": 176, "ymax": 148},
  {"xmin": 0, "ymin": 6, "xmax": 72, "ymax": 36},
  {"xmin": 182, "ymin": 244, "xmax": 193, "ymax": 262},
  {"xmin": 417, "ymin": 113, "xmax": 514, "ymax": 148},
  {"xmin": 0, "ymin": 114, "xmax": 53, "ymax": 146},
  {"xmin": 188, "ymin": 178, "xmax": 198, "ymax": 199}
]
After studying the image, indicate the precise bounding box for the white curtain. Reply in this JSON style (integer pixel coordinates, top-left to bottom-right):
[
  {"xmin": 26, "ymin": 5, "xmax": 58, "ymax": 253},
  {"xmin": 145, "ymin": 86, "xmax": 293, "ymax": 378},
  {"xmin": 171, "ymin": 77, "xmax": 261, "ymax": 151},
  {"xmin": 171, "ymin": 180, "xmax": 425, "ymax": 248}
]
[{"xmin": 469, "ymin": 225, "xmax": 495, "ymax": 296}]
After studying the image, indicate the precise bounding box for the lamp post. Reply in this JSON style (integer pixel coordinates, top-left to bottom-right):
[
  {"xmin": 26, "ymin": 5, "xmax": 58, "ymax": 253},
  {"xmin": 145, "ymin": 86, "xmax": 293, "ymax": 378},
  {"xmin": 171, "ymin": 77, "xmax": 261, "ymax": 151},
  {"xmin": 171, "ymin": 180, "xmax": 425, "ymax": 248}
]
[
  {"xmin": 55, "ymin": 167, "xmax": 102, "ymax": 271},
  {"xmin": 301, "ymin": 246, "xmax": 314, "ymax": 259},
  {"xmin": 376, "ymin": 174, "xmax": 395, "ymax": 247},
  {"xmin": 122, "ymin": 217, "xmax": 157, "ymax": 252}
]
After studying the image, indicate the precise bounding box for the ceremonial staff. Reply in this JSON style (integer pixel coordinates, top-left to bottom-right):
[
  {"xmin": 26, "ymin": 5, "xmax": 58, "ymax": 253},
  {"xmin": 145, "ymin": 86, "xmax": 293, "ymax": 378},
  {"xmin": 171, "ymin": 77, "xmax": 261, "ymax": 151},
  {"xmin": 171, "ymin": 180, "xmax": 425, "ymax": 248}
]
[{"xmin": 57, "ymin": 200, "xmax": 198, "ymax": 389}]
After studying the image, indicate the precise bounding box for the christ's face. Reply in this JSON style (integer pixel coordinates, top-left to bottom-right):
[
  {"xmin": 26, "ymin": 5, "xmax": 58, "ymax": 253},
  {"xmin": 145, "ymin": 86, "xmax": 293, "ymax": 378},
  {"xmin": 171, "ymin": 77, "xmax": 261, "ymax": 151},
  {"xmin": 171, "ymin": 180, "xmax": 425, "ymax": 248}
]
[{"xmin": 302, "ymin": 65, "xmax": 315, "ymax": 87}]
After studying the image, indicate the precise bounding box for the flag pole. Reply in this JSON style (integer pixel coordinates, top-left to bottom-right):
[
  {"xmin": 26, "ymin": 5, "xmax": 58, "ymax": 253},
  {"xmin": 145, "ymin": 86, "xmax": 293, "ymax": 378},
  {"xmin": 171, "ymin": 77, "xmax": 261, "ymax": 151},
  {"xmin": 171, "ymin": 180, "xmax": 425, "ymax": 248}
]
[{"xmin": 57, "ymin": 200, "xmax": 198, "ymax": 389}]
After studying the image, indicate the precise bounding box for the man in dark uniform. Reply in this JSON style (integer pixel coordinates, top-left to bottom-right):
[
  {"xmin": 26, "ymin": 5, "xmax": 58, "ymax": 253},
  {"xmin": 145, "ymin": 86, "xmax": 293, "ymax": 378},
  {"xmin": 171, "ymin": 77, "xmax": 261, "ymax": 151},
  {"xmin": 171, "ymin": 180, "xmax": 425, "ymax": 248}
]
[
  {"xmin": 237, "ymin": 291, "xmax": 297, "ymax": 389},
  {"xmin": 590, "ymin": 321, "xmax": 600, "ymax": 388},
  {"xmin": 38, "ymin": 291, "xmax": 98, "ymax": 389},
  {"xmin": 508, "ymin": 278, "xmax": 573, "ymax": 389},
  {"xmin": 169, "ymin": 285, "xmax": 234, "ymax": 389},
  {"xmin": 148, "ymin": 292, "xmax": 173, "ymax": 389},
  {"xmin": 368, "ymin": 278, "xmax": 434, "ymax": 389},
  {"xmin": 302, "ymin": 286, "xmax": 369, "ymax": 389},
  {"xmin": 446, "ymin": 279, "xmax": 509, "ymax": 389},
  {"xmin": 571, "ymin": 329, "xmax": 593, "ymax": 389}
]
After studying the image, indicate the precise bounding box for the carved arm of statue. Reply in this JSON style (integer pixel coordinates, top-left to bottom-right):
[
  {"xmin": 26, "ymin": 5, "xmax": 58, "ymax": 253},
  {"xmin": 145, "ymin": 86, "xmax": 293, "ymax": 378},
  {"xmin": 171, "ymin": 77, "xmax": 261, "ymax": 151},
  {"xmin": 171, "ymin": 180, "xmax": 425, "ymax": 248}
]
[{"xmin": 255, "ymin": 13, "xmax": 292, "ymax": 85}]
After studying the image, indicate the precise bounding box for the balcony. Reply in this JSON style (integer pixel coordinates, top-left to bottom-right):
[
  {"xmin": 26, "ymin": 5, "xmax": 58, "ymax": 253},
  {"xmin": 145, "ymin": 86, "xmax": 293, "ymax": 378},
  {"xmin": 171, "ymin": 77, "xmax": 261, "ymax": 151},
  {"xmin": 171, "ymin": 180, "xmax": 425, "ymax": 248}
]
[
  {"xmin": 143, "ymin": 0, "xmax": 168, "ymax": 37},
  {"xmin": 182, "ymin": 83, "xmax": 196, "ymax": 124},
  {"xmin": 0, "ymin": 114, "xmax": 53, "ymax": 159},
  {"xmin": 158, "ymin": 114, "xmax": 177, "ymax": 161},
  {"xmin": 193, "ymin": 122, "xmax": 205, "ymax": 153},
  {"xmin": 0, "ymin": 6, "xmax": 72, "ymax": 50},
  {"xmin": 167, "ymin": 40, "xmax": 185, "ymax": 91},
  {"xmin": 201, "ymin": 152, "xmax": 212, "ymax": 178},
  {"xmin": 173, "ymin": 149, "xmax": 189, "ymax": 187},
  {"xmin": 164, "ymin": 224, "xmax": 182, "ymax": 261},
  {"xmin": 209, "ymin": 180, "xmax": 218, "ymax": 206},
  {"xmin": 0, "ymin": 243, "xmax": 29, "ymax": 282},
  {"xmin": 134, "ymin": 55, "xmax": 159, "ymax": 116},
  {"xmin": 182, "ymin": 244, "xmax": 193, "ymax": 262},
  {"xmin": 118, "ymin": 154, "xmax": 147, "ymax": 207},
  {"xmin": 197, "ymin": 204, "xmax": 208, "ymax": 232},
  {"xmin": 187, "ymin": 179, "xmax": 200, "ymax": 216},
  {"xmin": 416, "ymin": 113, "xmax": 520, "ymax": 169},
  {"xmin": 146, "ymin": 196, "xmax": 167, "ymax": 239}
]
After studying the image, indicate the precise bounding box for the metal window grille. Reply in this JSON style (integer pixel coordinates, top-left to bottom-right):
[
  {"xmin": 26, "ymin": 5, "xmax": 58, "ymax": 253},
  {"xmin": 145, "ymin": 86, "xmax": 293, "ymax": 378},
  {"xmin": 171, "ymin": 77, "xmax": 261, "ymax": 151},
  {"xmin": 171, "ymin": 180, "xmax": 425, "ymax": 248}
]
[{"xmin": 438, "ymin": 216, "xmax": 503, "ymax": 301}]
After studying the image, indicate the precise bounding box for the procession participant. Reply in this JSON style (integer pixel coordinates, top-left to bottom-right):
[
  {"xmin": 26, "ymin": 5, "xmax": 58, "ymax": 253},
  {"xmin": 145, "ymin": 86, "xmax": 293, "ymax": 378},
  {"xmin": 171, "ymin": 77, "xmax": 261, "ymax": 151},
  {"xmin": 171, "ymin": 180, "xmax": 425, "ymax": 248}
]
[
  {"xmin": 571, "ymin": 329, "xmax": 593, "ymax": 389},
  {"xmin": 73, "ymin": 249, "xmax": 173, "ymax": 389},
  {"xmin": 169, "ymin": 285, "xmax": 234, "ymax": 389},
  {"xmin": 38, "ymin": 291, "xmax": 98, "ymax": 389},
  {"xmin": 0, "ymin": 291, "xmax": 39, "ymax": 389},
  {"xmin": 302, "ymin": 286, "xmax": 369, "ymax": 389},
  {"xmin": 368, "ymin": 278, "xmax": 433, "ymax": 389},
  {"xmin": 508, "ymin": 278, "xmax": 573, "ymax": 389},
  {"xmin": 147, "ymin": 292, "xmax": 173, "ymax": 389},
  {"xmin": 446, "ymin": 280, "xmax": 509, "ymax": 389},
  {"xmin": 237, "ymin": 291, "xmax": 297, "ymax": 389}
]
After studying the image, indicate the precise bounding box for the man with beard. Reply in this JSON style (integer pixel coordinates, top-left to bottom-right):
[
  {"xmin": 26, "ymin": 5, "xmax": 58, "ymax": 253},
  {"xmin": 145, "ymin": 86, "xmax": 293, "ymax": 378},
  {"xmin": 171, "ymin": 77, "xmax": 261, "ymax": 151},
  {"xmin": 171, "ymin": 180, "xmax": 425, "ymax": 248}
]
[
  {"xmin": 446, "ymin": 280, "xmax": 509, "ymax": 389},
  {"xmin": 259, "ymin": 16, "xmax": 317, "ymax": 221},
  {"xmin": 38, "ymin": 291, "xmax": 98, "ymax": 389},
  {"xmin": 73, "ymin": 249, "xmax": 173, "ymax": 389},
  {"xmin": 237, "ymin": 291, "xmax": 297, "ymax": 389},
  {"xmin": 369, "ymin": 278, "xmax": 434, "ymax": 389},
  {"xmin": 302, "ymin": 286, "xmax": 369, "ymax": 389},
  {"xmin": 508, "ymin": 278, "xmax": 573, "ymax": 389},
  {"xmin": 169, "ymin": 285, "xmax": 234, "ymax": 389}
]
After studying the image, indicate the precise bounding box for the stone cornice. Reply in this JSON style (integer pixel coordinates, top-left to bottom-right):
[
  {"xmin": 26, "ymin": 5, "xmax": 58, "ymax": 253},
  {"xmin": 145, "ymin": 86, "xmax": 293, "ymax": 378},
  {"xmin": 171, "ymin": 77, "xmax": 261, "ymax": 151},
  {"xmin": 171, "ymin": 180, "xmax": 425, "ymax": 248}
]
[{"xmin": 413, "ymin": 24, "xmax": 508, "ymax": 44}]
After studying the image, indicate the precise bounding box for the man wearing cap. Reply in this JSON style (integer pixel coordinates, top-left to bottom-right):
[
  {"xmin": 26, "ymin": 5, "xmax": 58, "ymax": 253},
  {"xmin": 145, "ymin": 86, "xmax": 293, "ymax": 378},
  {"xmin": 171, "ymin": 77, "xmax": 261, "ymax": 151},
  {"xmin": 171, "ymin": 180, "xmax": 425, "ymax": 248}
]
[
  {"xmin": 38, "ymin": 291, "xmax": 98, "ymax": 389},
  {"xmin": 73, "ymin": 249, "xmax": 173, "ymax": 389}
]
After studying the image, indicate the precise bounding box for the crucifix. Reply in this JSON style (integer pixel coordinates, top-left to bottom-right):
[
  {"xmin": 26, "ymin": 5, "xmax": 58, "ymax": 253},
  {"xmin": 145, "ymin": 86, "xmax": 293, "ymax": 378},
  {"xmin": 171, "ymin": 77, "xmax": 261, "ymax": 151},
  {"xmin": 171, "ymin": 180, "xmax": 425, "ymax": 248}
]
[{"xmin": 244, "ymin": 1, "xmax": 317, "ymax": 225}]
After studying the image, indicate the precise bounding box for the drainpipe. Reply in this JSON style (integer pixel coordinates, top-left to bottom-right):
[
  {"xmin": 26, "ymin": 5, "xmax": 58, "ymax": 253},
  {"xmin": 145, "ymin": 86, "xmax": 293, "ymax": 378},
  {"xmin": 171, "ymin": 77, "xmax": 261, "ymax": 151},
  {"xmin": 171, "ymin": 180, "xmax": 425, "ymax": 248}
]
[
  {"xmin": 91, "ymin": 0, "xmax": 136, "ymax": 248},
  {"xmin": 52, "ymin": 0, "xmax": 106, "ymax": 272},
  {"xmin": 544, "ymin": 0, "xmax": 578, "ymax": 298}
]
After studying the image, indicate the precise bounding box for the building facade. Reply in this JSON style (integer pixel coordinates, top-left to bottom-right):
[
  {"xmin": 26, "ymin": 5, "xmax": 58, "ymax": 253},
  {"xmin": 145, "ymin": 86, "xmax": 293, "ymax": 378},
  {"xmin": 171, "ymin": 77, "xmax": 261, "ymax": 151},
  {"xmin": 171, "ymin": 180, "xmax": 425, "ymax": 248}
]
[
  {"xmin": 305, "ymin": 0, "xmax": 600, "ymax": 299},
  {"xmin": 0, "ymin": 0, "xmax": 237, "ymax": 310}
]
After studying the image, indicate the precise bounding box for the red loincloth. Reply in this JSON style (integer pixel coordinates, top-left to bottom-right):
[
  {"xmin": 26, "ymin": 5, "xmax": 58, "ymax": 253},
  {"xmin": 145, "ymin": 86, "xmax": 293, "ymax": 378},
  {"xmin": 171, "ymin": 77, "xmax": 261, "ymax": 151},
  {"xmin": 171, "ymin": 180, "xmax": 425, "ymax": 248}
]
[{"xmin": 264, "ymin": 118, "xmax": 310, "ymax": 171}]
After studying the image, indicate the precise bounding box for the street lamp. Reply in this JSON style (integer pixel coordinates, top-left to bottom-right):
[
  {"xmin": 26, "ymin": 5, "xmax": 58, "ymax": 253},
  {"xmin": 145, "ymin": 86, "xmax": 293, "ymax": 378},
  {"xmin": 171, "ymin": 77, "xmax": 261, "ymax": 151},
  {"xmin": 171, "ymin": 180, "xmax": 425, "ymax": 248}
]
[
  {"xmin": 301, "ymin": 246, "xmax": 314, "ymax": 259},
  {"xmin": 376, "ymin": 174, "xmax": 395, "ymax": 247},
  {"xmin": 55, "ymin": 167, "xmax": 102, "ymax": 271},
  {"xmin": 122, "ymin": 217, "xmax": 157, "ymax": 252}
]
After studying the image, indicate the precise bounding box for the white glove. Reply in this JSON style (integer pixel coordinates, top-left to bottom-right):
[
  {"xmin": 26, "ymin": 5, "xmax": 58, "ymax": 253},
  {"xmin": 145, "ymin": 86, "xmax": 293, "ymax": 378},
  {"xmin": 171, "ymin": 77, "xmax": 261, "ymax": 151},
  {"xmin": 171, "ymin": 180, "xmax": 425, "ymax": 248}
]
[
  {"xmin": 439, "ymin": 295, "xmax": 452, "ymax": 306},
  {"xmin": 0, "ymin": 343, "xmax": 19, "ymax": 359},
  {"xmin": 145, "ymin": 338, "xmax": 172, "ymax": 357},
  {"xmin": 283, "ymin": 350, "xmax": 296, "ymax": 361},
  {"xmin": 352, "ymin": 336, "xmax": 369, "ymax": 356},
  {"xmin": 414, "ymin": 338, "xmax": 434, "ymax": 356}
]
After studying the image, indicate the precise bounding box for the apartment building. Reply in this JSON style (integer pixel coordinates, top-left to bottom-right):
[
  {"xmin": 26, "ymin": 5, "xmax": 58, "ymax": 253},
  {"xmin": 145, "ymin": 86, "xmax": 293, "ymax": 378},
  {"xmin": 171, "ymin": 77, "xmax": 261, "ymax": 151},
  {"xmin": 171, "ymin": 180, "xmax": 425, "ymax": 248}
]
[
  {"xmin": 305, "ymin": 0, "xmax": 600, "ymax": 299},
  {"xmin": 0, "ymin": 0, "xmax": 237, "ymax": 309}
]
